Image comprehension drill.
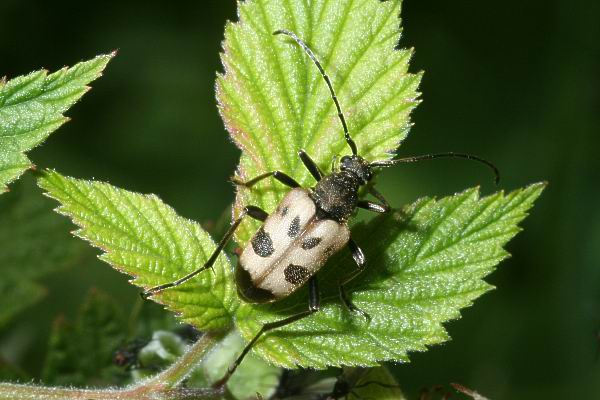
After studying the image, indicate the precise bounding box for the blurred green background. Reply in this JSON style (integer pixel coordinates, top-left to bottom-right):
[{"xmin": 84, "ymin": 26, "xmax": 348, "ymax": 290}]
[{"xmin": 1, "ymin": 0, "xmax": 598, "ymax": 398}]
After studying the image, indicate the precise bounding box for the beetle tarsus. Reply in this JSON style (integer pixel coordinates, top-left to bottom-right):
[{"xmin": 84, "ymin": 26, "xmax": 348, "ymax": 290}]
[{"xmin": 339, "ymin": 285, "xmax": 371, "ymax": 322}]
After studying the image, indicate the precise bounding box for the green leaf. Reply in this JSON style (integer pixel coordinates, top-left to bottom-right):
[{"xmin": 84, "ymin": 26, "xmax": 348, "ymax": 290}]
[
  {"xmin": 217, "ymin": 0, "xmax": 545, "ymax": 369},
  {"xmin": 0, "ymin": 53, "xmax": 113, "ymax": 193},
  {"xmin": 235, "ymin": 184, "xmax": 545, "ymax": 368},
  {"xmin": 0, "ymin": 176, "xmax": 85, "ymax": 328},
  {"xmin": 37, "ymin": 170, "xmax": 238, "ymax": 331},
  {"xmin": 217, "ymin": 0, "xmax": 421, "ymax": 242},
  {"xmin": 42, "ymin": 289, "xmax": 126, "ymax": 386}
]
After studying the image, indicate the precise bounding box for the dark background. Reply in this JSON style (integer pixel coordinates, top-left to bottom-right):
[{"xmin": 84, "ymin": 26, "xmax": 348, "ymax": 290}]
[{"xmin": 1, "ymin": 0, "xmax": 598, "ymax": 398}]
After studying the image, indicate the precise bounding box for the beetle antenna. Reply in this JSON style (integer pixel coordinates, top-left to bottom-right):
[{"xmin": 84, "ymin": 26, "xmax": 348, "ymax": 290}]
[
  {"xmin": 371, "ymin": 152, "xmax": 500, "ymax": 185},
  {"xmin": 274, "ymin": 29, "xmax": 358, "ymax": 156}
]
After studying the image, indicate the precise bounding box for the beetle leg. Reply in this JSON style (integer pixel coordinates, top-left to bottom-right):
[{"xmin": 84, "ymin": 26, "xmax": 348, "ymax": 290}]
[
  {"xmin": 232, "ymin": 171, "xmax": 300, "ymax": 189},
  {"xmin": 357, "ymin": 187, "xmax": 391, "ymax": 213},
  {"xmin": 338, "ymin": 239, "xmax": 371, "ymax": 321},
  {"xmin": 215, "ymin": 277, "xmax": 321, "ymax": 387},
  {"xmin": 141, "ymin": 205, "xmax": 268, "ymax": 298},
  {"xmin": 369, "ymin": 187, "xmax": 391, "ymax": 210},
  {"xmin": 298, "ymin": 149, "xmax": 323, "ymax": 181},
  {"xmin": 357, "ymin": 200, "xmax": 388, "ymax": 213}
]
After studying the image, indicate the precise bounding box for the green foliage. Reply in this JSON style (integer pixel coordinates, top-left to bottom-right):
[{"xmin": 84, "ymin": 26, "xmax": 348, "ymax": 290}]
[
  {"xmin": 37, "ymin": 170, "xmax": 238, "ymax": 331},
  {"xmin": 217, "ymin": 0, "xmax": 421, "ymax": 242},
  {"xmin": 39, "ymin": 166, "xmax": 544, "ymax": 369},
  {"xmin": 215, "ymin": 0, "xmax": 545, "ymax": 368},
  {"xmin": 42, "ymin": 289, "xmax": 125, "ymax": 387},
  {"xmin": 236, "ymin": 184, "xmax": 545, "ymax": 368},
  {"xmin": 34, "ymin": 0, "xmax": 546, "ymax": 372},
  {"xmin": 0, "ymin": 54, "xmax": 113, "ymax": 193},
  {"xmin": 0, "ymin": 177, "xmax": 85, "ymax": 329}
]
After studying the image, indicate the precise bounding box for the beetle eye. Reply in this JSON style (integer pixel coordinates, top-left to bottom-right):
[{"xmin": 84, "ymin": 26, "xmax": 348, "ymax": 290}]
[{"xmin": 340, "ymin": 156, "xmax": 352, "ymax": 169}]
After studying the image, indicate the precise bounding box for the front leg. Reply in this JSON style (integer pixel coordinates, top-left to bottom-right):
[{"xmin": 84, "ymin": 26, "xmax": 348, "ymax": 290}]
[
  {"xmin": 298, "ymin": 149, "xmax": 323, "ymax": 181},
  {"xmin": 338, "ymin": 239, "xmax": 371, "ymax": 321}
]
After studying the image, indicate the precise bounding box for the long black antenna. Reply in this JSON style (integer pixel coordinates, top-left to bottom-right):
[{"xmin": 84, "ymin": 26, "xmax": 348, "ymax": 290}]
[
  {"xmin": 273, "ymin": 29, "xmax": 358, "ymax": 156},
  {"xmin": 371, "ymin": 152, "xmax": 500, "ymax": 185}
]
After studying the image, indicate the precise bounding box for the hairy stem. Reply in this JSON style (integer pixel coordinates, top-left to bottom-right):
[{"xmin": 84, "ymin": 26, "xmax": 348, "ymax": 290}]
[{"xmin": 0, "ymin": 332, "xmax": 226, "ymax": 400}]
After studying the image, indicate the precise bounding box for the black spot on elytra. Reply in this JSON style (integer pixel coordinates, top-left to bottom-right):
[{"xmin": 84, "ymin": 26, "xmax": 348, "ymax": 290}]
[
  {"xmin": 251, "ymin": 227, "xmax": 274, "ymax": 257},
  {"xmin": 288, "ymin": 216, "xmax": 301, "ymax": 237},
  {"xmin": 280, "ymin": 206, "xmax": 289, "ymax": 216},
  {"xmin": 284, "ymin": 264, "xmax": 309, "ymax": 285},
  {"xmin": 301, "ymin": 237, "xmax": 322, "ymax": 250}
]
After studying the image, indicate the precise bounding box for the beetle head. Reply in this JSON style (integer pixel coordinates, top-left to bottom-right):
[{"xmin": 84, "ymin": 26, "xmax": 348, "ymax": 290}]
[{"xmin": 340, "ymin": 155, "xmax": 372, "ymax": 184}]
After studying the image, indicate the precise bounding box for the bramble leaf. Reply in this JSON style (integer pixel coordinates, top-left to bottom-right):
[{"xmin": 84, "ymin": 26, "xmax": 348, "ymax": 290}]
[
  {"xmin": 0, "ymin": 53, "xmax": 113, "ymax": 193},
  {"xmin": 235, "ymin": 184, "xmax": 545, "ymax": 368},
  {"xmin": 217, "ymin": 0, "xmax": 421, "ymax": 242},
  {"xmin": 37, "ymin": 170, "xmax": 238, "ymax": 331},
  {"xmin": 217, "ymin": 0, "xmax": 545, "ymax": 369}
]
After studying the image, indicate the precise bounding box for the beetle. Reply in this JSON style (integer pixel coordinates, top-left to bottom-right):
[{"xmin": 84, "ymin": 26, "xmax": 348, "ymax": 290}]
[{"xmin": 142, "ymin": 29, "xmax": 499, "ymax": 382}]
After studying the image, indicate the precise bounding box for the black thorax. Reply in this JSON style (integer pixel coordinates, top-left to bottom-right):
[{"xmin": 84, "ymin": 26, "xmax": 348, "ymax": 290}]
[{"xmin": 310, "ymin": 171, "xmax": 362, "ymax": 222}]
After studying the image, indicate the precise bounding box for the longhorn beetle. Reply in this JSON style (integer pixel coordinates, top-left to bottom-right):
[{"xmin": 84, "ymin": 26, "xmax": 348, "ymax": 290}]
[{"xmin": 142, "ymin": 29, "xmax": 499, "ymax": 383}]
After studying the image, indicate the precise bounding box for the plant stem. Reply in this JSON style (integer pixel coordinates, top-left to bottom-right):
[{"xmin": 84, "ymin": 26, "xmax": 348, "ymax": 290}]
[{"xmin": 0, "ymin": 332, "xmax": 226, "ymax": 400}]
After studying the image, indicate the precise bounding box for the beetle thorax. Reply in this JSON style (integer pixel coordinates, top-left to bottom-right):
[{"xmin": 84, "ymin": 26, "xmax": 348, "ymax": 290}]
[{"xmin": 311, "ymin": 171, "xmax": 361, "ymax": 222}]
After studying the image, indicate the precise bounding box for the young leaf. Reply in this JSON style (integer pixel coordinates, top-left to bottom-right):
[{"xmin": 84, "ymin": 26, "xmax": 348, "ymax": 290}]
[
  {"xmin": 0, "ymin": 53, "xmax": 114, "ymax": 193},
  {"xmin": 235, "ymin": 184, "xmax": 545, "ymax": 368},
  {"xmin": 0, "ymin": 177, "xmax": 85, "ymax": 328},
  {"xmin": 130, "ymin": 330, "xmax": 194, "ymax": 382},
  {"xmin": 42, "ymin": 289, "xmax": 126, "ymax": 386},
  {"xmin": 37, "ymin": 170, "xmax": 239, "ymax": 331},
  {"xmin": 217, "ymin": 0, "xmax": 421, "ymax": 242}
]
